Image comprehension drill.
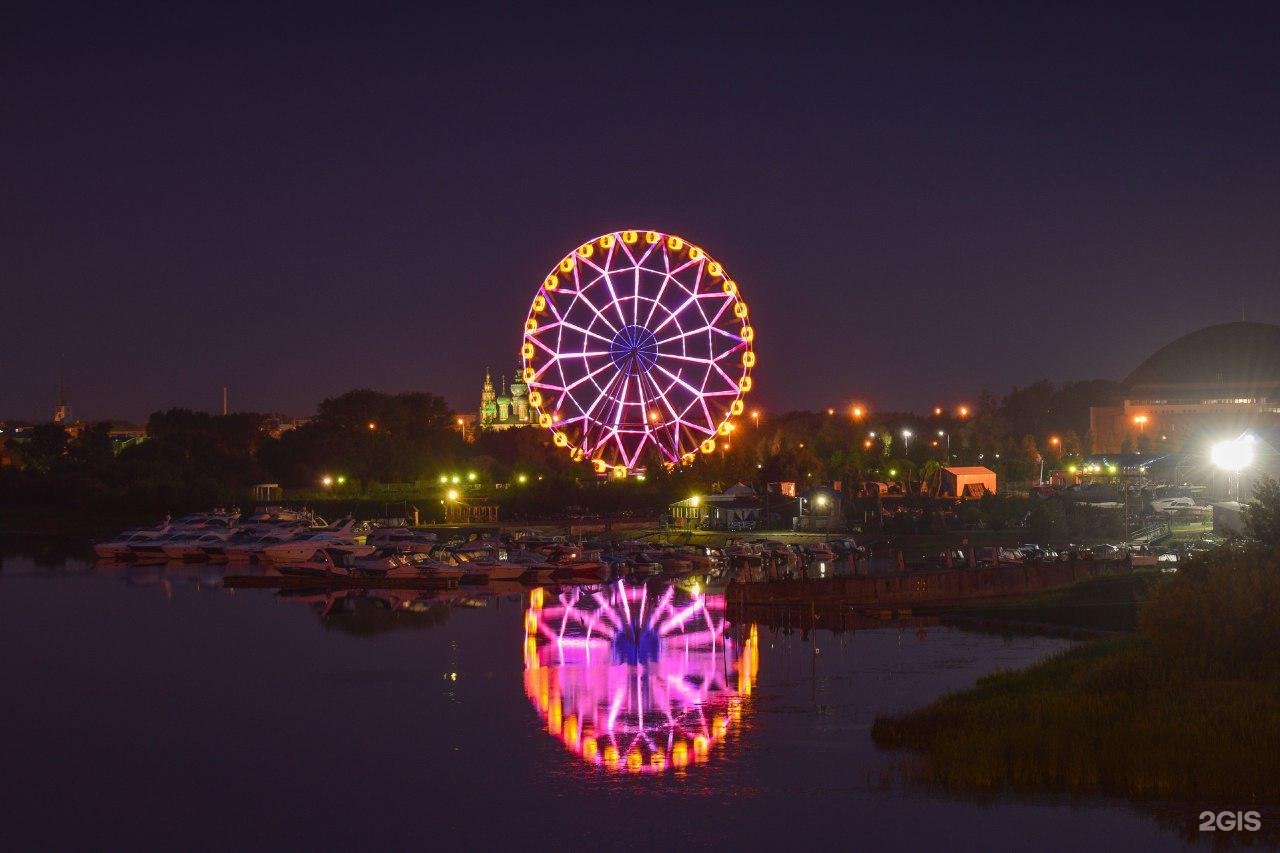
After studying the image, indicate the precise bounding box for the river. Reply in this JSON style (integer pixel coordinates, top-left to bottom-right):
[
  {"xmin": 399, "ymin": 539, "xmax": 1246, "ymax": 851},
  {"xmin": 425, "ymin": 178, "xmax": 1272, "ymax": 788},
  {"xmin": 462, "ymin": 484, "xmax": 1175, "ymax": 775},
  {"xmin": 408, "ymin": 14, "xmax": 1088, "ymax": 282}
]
[{"xmin": 0, "ymin": 548, "xmax": 1192, "ymax": 850}]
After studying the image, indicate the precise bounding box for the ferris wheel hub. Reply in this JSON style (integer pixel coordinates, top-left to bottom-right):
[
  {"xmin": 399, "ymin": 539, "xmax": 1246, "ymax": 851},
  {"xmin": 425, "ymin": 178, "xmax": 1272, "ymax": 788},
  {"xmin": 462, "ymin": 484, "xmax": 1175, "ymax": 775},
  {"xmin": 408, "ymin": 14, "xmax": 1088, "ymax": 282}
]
[{"xmin": 609, "ymin": 324, "xmax": 659, "ymax": 376}]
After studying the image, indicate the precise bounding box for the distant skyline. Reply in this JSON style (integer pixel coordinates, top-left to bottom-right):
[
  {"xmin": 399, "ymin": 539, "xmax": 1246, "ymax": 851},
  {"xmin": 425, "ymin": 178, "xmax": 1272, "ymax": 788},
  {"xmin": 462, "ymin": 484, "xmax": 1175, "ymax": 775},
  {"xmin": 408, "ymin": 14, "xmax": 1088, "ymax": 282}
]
[{"xmin": 4, "ymin": 4, "xmax": 1279, "ymax": 422}]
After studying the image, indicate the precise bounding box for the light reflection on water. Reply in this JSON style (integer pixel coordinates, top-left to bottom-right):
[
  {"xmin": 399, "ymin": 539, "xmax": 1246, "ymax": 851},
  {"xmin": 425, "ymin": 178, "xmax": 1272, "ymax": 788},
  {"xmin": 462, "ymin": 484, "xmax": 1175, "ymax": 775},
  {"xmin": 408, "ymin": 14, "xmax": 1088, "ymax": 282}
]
[
  {"xmin": 523, "ymin": 581, "xmax": 758, "ymax": 773},
  {"xmin": 0, "ymin": 551, "xmax": 1194, "ymax": 850}
]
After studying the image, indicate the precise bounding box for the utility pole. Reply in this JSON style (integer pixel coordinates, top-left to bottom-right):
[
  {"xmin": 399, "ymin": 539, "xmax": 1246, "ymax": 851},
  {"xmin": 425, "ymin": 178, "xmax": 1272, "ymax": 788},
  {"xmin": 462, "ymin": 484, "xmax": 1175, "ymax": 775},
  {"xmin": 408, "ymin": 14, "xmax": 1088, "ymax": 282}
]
[{"xmin": 222, "ymin": 385, "xmax": 229, "ymax": 416}]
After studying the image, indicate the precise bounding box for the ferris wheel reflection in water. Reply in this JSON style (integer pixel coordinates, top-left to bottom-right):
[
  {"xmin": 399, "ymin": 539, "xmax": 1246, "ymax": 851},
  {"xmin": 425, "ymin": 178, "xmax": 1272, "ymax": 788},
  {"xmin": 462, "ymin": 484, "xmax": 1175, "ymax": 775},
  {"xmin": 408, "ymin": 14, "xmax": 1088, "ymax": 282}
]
[{"xmin": 523, "ymin": 580, "xmax": 759, "ymax": 773}]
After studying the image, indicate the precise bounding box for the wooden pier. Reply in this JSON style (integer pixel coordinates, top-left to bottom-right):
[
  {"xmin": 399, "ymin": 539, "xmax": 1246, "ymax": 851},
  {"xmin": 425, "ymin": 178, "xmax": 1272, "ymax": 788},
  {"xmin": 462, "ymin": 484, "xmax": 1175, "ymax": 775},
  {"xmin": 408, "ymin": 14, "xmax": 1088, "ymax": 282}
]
[{"xmin": 727, "ymin": 560, "xmax": 1147, "ymax": 610}]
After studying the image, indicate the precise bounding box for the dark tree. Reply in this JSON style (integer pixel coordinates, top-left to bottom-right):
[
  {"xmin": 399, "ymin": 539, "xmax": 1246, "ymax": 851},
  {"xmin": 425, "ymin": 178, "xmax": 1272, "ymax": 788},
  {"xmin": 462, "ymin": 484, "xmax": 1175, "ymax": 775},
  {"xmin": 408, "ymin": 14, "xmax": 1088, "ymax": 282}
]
[{"xmin": 1243, "ymin": 476, "xmax": 1280, "ymax": 549}]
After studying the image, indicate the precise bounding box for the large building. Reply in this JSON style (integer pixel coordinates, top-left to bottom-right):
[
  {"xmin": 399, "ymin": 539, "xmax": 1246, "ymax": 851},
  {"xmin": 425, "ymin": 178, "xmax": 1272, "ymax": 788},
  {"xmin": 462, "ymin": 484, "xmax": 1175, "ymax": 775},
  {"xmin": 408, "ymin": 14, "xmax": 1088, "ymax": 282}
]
[
  {"xmin": 1091, "ymin": 321, "xmax": 1280, "ymax": 455},
  {"xmin": 478, "ymin": 368, "xmax": 535, "ymax": 432}
]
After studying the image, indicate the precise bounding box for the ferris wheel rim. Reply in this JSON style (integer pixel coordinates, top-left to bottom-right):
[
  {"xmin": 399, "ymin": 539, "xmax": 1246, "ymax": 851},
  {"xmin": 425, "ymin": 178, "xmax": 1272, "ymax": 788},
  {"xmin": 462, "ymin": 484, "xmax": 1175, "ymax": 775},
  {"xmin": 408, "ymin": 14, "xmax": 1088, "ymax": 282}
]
[{"xmin": 522, "ymin": 229, "xmax": 755, "ymax": 475}]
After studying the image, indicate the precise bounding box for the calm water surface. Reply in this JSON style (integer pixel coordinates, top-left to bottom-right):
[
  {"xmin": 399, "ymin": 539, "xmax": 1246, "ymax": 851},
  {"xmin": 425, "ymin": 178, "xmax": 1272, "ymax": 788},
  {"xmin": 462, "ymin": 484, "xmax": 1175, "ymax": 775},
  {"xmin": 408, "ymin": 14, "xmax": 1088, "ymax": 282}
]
[{"xmin": 0, "ymin": 551, "xmax": 1191, "ymax": 851}]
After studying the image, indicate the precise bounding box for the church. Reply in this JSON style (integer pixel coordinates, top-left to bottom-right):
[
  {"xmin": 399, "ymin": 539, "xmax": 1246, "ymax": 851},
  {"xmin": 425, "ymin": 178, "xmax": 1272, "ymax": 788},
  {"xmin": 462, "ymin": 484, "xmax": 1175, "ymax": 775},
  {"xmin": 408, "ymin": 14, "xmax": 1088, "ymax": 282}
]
[{"xmin": 478, "ymin": 368, "xmax": 536, "ymax": 432}]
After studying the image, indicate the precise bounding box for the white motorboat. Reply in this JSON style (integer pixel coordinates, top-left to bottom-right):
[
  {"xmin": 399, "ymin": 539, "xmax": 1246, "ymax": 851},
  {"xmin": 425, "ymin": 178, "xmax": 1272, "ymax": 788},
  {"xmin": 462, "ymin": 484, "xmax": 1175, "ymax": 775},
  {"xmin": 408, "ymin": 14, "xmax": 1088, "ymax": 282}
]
[
  {"xmin": 162, "ymin": 527, "xmax": 241, "ymax": 560},
  {"xmin": 93, "ymin": 522, "xmax": 172, "ymax": 559},
  {"xmin": 127, "ymin": 515, "xmax": 237, "ymax": 559},
  {"xmin": 365, "ymin": 527, "xmax": 438, "ymax": 554},
  {"xmin": 433, "ymin": 543, "xmax": 526, "ymax": 582},
  {"xmin": 223, "ymin": 525, "xmax": 313, "ymax": 562},
  {"xmin": 261, "ymin": 518, "xmax": 372, "ymax": 563},
  {"xmin": 276, "ymin": 548, "xmax": 461, "ymax": 582}
]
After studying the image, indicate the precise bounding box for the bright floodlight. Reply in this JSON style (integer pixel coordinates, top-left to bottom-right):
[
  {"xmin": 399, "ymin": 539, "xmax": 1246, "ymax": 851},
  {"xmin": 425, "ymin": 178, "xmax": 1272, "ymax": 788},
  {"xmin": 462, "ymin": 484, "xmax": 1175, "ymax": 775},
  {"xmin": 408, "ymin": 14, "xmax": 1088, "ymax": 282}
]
[{"xmin": 1211, "ymin": 437, "xmax": 1254, "ymax": 472}]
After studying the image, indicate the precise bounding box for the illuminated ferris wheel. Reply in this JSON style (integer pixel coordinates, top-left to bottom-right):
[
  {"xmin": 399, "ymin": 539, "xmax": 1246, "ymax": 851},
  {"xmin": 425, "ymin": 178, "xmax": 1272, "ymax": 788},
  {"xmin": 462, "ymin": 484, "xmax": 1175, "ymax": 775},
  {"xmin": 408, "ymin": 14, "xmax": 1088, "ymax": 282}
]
[{"xmin": 521, "ymin": 229, "xmax": 755, "ymax": 475}]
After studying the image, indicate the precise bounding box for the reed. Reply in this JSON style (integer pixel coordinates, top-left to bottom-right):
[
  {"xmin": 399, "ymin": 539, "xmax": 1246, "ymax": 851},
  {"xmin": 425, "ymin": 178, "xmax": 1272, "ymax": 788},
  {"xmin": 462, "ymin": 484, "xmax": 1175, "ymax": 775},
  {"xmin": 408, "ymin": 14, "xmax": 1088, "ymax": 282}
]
[{"xmin": 873, "ymin": 548, "xmax": 1280, "ymax": 804}]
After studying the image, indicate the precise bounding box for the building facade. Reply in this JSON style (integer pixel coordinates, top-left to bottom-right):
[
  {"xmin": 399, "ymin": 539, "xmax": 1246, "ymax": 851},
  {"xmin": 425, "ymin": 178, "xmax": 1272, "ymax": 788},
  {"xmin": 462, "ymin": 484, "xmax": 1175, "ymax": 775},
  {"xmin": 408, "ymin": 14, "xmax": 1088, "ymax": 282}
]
[
  {"xmin": 478, "ymin": 368, "xmax": 535, "ymax": 432},
  {"xmin": 1090, "ymin": 322, "xmax": 1280, "ymax": 454}
]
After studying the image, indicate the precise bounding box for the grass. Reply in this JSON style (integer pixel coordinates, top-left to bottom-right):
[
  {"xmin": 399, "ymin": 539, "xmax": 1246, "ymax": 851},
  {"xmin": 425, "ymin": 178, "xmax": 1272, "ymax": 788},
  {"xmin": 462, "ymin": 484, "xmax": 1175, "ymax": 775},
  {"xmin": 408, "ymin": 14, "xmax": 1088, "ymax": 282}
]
[
  {"xmin": 873, "ymin": 548, "xmax": 1280, "ymax": 807},
  {"xmin": 872, "ymin": 636, "xmax": 1280, "ymax": 804}
]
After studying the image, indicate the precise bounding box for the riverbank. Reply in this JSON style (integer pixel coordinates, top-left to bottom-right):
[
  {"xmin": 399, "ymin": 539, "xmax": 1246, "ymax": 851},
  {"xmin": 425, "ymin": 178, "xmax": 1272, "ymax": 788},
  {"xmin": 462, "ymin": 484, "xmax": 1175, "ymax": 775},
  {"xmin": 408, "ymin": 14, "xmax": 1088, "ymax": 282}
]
[
  {"xmin": 871, "ymin": 546, "xmax": 1280, "ymax": 809},
  {"xmin": 937, "ymin": 572, "xmax": 1160, "ymax": 633}
]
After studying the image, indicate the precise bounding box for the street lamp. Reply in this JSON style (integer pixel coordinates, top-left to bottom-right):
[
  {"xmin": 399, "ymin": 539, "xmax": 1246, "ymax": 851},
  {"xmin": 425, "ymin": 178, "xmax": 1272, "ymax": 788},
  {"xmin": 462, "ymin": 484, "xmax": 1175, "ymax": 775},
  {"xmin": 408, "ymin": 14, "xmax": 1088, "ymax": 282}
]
[
  {"xmin": 901, "ymin": 428, "xmax": 913, "ymax": 451},
  {"xmin": 957, "ymin": 405, "xmax": 970, "ymax": 418},
  {"xmin": 851, "ymin": 405, "xmax": 864, "ymax": 419},
  {"xmin": 750, "ymin": 410, "xmax": 760, "ymax": 428},
  {"xmin": 937, "ymin": 429, "xmax": 950, "ymax": 456}
]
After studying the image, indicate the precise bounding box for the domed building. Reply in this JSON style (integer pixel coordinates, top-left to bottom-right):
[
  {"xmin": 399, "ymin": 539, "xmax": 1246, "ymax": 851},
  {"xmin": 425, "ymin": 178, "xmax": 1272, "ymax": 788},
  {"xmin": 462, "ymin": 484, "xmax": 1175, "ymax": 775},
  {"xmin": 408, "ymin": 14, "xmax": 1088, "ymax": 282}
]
[
  {"xmin": 1090, "ymin": 321, "xmax": 1280, "ymax": 453},
  {"xmin": 478, "ymin": 368, "xmax": 535, "ymax": 432}
]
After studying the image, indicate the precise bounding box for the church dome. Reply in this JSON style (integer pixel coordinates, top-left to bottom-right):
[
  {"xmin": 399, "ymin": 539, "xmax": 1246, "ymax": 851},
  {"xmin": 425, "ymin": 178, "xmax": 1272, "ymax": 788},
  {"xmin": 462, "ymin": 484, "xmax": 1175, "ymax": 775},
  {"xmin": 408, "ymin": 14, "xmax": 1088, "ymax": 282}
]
[
  {"xmin": 496, "ymin": 394, "xmax": 512, "ymax": 405},
  {"xmin": 1125, "ymin": 321, "xmax": 1280, "ymax": 396}
]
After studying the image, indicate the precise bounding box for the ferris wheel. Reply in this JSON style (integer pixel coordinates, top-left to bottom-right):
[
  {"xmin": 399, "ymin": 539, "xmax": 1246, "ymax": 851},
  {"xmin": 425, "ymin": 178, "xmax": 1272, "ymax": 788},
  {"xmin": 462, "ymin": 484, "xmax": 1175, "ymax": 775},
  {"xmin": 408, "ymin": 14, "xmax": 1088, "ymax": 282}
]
[{"xmin": 521, "ymin": 229, "xmax": 755, "ymax": 475}]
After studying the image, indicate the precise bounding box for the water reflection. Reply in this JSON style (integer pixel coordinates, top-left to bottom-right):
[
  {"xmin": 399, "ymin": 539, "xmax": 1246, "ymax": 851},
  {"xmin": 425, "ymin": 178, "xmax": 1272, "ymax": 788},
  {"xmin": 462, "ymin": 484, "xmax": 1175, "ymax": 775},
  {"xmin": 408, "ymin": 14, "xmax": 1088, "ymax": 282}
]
[
  {"xmin": 280, "ymin": 588, "xmax": 457, "ymax": 635},
  {"xmin": 523, "ymin": 580, "xmax": 759, "ymax": 772}
]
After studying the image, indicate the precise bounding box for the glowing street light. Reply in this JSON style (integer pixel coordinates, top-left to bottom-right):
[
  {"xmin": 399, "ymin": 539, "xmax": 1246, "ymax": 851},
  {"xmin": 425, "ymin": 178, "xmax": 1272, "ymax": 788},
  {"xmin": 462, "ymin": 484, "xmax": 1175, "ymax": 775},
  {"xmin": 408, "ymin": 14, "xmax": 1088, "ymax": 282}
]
[
  {"xmin": 446, "ymin": 489, "xmax": 459, "ymax": 501},
  {"xmin": 851, "ymin": 405, "xmax": 864, "ymax": 419},
  {"xmin": 320, "ymin": 475, "xmax": 333, "ymax": 488},
  {"xmin": 367, "ymin": 421, "xmax": 377, "ymax": 431},
  {"xmin": 957, "ymin": 405, "xmax": 970, "ymax": 418},
  {"xmin": 1133, "ymin": 414, "xmax": 1149, "ymax": 433},
  {"xmin": 901, "ymin": 428, "xmax": 913, "ymax": 451},
  {"xmin": 1211, "ymin": 436, "xmax": 1255, "ymax": 472},
  {"xmin": 1212, "ymin": 435, "xmax": 1255, "ymax": 501},
  {"xmin": 933, "ymin": 406, "xmax": 943, "ymax": 416},
  {"xmin": 517, "ymin": 474, "xmax": 528, "ymax": 484},
  {"xmin": 750, "ymin": 410, "xmax": 760, "ymax": 428}
]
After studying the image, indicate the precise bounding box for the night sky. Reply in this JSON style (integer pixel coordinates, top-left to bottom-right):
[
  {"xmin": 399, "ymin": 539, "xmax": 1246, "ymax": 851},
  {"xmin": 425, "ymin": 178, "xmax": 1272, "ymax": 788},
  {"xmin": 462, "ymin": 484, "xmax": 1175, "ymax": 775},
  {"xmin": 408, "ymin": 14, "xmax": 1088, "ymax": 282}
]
[{"xmin": 4, "ymin": 4, "xmax": 1279, "ymax": 422}]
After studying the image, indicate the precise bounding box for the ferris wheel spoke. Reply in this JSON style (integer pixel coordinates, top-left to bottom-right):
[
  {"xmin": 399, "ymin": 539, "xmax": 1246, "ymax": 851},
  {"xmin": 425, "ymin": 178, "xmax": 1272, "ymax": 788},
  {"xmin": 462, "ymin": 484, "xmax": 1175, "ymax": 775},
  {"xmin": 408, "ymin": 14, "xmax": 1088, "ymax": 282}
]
[
  {"xmin": 649, "ymin": 292, "xmax": 708, "ymax": 336},
  {"xmin": 600, "ymin": 245, "xmax": 633, "ymax": 330},
  {"xmin": 653, "ymin": 364, "xmax": 716, "ymax": 427},
  {"xmin": 704, "ymin": 291, "xmax": 736, "ymax": 328},
  {"xmin": 653, "ymin": 323, "xmax": 714, "ymax": 347},
  {"xmin": 560, "ymin": 361, "xmax": 620, "ymax": 411},
  {"xmin": 710, "ymin": 361, "xmax": 741, "ymax": 393},
  {"xmin": 566, "ymin": 271, "xmax": 621, "ymax": 336},
  {"xmin": 553, "ymin": 319, "xmax": 615, "ymax": 346}
]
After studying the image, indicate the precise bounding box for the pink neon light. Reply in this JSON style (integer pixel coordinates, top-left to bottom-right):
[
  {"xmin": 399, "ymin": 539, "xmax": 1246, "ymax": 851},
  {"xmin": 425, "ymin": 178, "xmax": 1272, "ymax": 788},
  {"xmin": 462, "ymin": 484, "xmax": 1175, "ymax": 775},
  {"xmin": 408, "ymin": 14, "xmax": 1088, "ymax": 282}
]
[
  {"xmin": 524, "ymin": 230, "xmax": 752, "ymax": 472},
  {"xmin": 523, "ymin": 581, "xmax": 757, "ymax": 773}
]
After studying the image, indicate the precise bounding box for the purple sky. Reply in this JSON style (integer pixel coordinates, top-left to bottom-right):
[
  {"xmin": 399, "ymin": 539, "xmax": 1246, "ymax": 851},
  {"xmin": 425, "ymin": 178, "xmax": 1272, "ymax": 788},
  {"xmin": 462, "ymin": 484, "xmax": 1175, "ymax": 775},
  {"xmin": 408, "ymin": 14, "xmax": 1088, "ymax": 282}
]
[{"xmin": 3, "ymin": 4, "xmax": 1279, "ymax": 422}]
